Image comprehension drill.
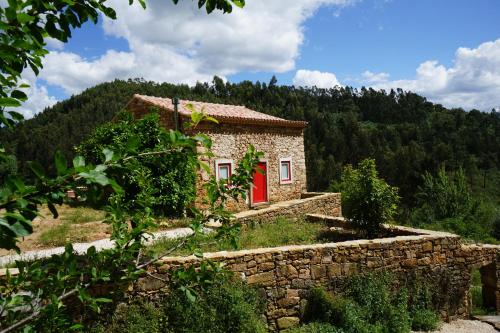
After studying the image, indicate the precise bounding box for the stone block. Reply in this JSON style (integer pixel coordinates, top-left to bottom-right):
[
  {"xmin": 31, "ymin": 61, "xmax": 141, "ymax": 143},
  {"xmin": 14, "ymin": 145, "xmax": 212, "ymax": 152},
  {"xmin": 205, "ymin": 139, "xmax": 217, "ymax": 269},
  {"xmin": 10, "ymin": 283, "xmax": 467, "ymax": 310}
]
[
  {"xmin": 277, "ymin": 297, "xmax": 300, "ymax": 308},
  {"xmin": 311, "ymin": 265, "xmax": 326, "ymax": 279},
  {"xmin": 277, "ymin": 317, "xmax": 300, "ymax": 330},
  {"xmin": 259, "ymin": 262, "xmax": 276, "ymax": 271},
  {"xmin": 247, "ymin": 271, "xmax": 275, "ymax": 286},
  {"xmin": 327, "ymin": 264, "xmax": 342, "ymax": 277}
]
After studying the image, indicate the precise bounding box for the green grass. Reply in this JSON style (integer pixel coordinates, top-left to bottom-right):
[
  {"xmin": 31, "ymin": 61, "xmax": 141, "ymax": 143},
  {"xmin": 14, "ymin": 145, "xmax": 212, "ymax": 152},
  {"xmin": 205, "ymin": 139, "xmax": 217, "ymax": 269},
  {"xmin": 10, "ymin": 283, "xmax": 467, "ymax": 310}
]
[
  {"xmin": 38, "ymin": 206, "xmax": 106, "ymax": 247},
  {"xmin": 39, "ymin": 223, "xmax": 72, "ymax": 247},
  {"xmin": 146, "ymin": 217, "xmax": 350, "ymax": 258},
  {"xmin": 238, "ymin": 217, "xmax": 325, "ymax": 249},
  {"xmin": 60, "ymin": 206, "xmax": 105, "ymax": 224}
]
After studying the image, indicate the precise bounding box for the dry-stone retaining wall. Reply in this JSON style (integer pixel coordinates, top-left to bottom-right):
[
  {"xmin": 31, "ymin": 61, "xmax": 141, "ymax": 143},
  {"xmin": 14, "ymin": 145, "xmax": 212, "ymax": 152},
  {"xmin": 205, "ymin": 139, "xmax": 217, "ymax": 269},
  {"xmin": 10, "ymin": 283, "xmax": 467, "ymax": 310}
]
[
  {"xmin": 137, "ymin": 215, "xmax": 500, "ymax": 332},
  {"xmin": 234, "ymin": 192, "xmax": 341, "ymax": 225}
]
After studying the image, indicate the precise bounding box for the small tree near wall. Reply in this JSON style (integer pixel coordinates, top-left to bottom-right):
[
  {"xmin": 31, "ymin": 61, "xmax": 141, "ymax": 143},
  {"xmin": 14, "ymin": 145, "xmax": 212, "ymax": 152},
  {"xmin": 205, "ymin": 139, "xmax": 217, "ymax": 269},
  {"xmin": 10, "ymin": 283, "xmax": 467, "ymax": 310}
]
[{"xmin": 341, "ymin": 158, "xmax": 399, "ymax": 237}]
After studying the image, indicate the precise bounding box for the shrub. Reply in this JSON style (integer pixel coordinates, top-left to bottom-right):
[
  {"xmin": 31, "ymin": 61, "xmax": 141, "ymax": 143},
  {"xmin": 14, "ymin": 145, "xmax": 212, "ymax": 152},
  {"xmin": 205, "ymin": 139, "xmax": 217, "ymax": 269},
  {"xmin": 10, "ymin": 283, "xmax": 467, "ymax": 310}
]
[
  {"xmin": 303, "ymin": 288, "xmax": 373, "ymax": 333},
  {"xmin": 94, "ymin": 301, "xmax": 165, "ymax": 333},
  {"xmin": 163, "ymin": 279, "xmax": 266, "ymax": 333},
  {"xmin": 287, "ymin": 322, "xmax": 344, "ymax": 333},
  {"xmin": 301, "ymin": 273, "xmax": 439, "ymax": 333},
  {"xmin": 97, "ymin": 279, "xmax": 266, "ymax": 333},
  {"xmin": 341, "ymin": 159, "xmax": 399, "ymax": 237},
  {"xmin": 411, "ymin": 308, "xmax": 440, "ymax": 331}
]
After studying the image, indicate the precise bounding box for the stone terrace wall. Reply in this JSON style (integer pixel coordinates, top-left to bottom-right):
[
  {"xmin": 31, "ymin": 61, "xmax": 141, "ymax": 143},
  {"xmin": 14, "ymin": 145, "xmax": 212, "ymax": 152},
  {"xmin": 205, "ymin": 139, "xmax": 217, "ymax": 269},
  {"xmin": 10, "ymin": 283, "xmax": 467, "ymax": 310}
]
[
  {"xmin": 138, "ymin": 217, "xmax": 500, "ymax": 332},
  {"xmin": 234, "ymin": 193, "xmax": 341, "ymax": 225}
]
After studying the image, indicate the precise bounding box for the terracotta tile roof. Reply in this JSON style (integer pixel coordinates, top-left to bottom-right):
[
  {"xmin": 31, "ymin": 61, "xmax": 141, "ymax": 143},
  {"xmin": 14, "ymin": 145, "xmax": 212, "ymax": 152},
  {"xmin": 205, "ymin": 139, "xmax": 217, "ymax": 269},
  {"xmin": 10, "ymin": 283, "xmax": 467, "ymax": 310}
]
[{"xmin": 129, "ymin": 94, "xmax": 307, "ymax": 128}]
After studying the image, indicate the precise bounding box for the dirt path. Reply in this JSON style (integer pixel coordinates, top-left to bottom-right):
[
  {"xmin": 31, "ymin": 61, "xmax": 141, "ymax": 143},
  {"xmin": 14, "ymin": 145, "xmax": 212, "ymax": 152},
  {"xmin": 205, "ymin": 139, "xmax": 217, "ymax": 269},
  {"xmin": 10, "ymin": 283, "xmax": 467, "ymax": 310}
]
[{"xmin": 414, "ymin": 319, "xmax": 497, "ymax": 333}]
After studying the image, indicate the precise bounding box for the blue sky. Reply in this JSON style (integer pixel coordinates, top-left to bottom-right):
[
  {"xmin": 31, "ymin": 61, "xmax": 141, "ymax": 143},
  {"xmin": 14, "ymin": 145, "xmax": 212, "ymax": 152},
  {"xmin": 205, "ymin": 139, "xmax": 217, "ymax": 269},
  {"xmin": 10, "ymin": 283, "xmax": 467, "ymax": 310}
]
[
  {"xmin": 230, "ymin": 0, "xmax": 500, "ymax": 86},
  {"xmin": 22, "ymin": 0, "xmax": 500, "ymax": 116}
]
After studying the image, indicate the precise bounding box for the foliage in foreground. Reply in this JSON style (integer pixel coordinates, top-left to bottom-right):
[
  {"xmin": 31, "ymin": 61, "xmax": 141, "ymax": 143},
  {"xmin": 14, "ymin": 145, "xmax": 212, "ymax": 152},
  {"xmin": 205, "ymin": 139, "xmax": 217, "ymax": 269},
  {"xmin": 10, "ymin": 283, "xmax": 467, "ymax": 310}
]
[
  {"xmin": 0, "ymin": 110, "xmax": 262, "ymax": 333},
  {"xmin": 340, "ymin": 159, "xmax": 400, "ymax": 237},
  {"xmin": 94, "ymin": 278, "xmax": 266, "ymax": 333},
  {"xmin": 76, "ymin": 112, "xmax": 197, "ymax": 217},
  {"xmin": 301, "ymin": 273, "xmax": 440, "ymax": 333}
]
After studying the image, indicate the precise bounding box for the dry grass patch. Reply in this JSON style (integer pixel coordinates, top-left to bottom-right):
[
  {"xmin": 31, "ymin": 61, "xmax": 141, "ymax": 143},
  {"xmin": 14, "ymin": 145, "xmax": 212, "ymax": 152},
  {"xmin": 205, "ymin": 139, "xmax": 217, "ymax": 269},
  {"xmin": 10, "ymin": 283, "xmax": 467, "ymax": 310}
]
[{"xmin": 0, "ymin": 205, "xmax": 109, "ymax": 256}]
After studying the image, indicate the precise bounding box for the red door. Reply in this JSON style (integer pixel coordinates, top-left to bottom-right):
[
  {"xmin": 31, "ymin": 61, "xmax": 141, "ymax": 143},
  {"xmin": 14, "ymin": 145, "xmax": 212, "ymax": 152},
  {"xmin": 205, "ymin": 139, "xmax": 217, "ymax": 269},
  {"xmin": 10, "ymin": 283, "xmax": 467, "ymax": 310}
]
[{"xmin": 252, "ymin": 162, "xmax": 267, "ymax": 204}]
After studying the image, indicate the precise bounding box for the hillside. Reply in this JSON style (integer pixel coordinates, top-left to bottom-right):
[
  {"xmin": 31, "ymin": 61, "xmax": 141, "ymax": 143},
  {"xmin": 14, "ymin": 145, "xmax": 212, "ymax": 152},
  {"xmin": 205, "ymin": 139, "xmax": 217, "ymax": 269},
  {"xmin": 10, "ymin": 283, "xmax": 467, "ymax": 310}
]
[{"xmin": 1, "ymin": 77, "xmax": 499, "ymax": 207}]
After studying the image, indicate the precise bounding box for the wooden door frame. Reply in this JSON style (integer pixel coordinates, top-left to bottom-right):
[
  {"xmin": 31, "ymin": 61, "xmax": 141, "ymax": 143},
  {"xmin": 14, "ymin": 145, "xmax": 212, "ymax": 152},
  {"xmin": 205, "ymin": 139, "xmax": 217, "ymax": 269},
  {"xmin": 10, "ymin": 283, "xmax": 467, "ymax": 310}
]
[{"xmin": 250, "ymin": 159, "xmax": 269, "ymax": 207}]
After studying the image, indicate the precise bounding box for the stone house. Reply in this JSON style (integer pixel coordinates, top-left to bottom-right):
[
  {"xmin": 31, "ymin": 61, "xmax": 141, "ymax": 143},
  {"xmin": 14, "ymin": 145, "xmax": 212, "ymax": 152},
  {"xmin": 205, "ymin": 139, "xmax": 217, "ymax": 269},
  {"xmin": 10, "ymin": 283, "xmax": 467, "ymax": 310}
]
[{"xmin": 125, "ymin": 94, "xmax": 308, "ymax": 211}]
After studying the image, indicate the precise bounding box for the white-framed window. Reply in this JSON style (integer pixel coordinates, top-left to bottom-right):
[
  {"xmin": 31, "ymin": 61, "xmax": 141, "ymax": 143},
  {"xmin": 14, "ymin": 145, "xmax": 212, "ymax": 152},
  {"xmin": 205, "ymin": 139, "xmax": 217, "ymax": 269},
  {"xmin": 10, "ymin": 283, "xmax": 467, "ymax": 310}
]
[
  {"xmin": 215, "ymin": 159, "xmax": 234, "ymax": 182},
  {"xmin": 279, "ymin": 157, "xmax": 292, "ymax": 184}
]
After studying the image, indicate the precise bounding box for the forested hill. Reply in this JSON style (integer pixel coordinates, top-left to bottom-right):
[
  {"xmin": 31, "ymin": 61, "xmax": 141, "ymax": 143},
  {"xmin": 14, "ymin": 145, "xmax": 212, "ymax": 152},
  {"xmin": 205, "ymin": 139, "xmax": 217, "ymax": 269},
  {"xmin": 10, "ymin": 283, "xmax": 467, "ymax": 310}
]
[{"xmin": 1, "ymin": 77, "xmax": 499, "ymax": 205}]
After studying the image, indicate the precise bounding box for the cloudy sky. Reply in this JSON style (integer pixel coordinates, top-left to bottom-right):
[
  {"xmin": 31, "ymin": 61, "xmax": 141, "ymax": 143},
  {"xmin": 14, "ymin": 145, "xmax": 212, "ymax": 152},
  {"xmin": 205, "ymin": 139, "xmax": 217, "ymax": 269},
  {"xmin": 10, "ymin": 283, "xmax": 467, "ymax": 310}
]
[{"xmin": 21, "ymin": 0, "xmax": 500, "ymax": 117}]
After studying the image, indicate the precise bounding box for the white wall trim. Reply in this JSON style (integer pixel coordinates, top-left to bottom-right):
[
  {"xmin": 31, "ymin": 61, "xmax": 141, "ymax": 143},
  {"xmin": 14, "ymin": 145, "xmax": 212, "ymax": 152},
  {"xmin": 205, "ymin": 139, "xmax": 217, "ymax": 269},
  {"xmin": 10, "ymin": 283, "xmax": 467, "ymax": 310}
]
[
  {"xmin": 215, "ymin": 158, "xmax": 234, "ymax": 181},
  {"xmin": 279, "ymin": 157, "xmax": 293, "ymax": 184}
]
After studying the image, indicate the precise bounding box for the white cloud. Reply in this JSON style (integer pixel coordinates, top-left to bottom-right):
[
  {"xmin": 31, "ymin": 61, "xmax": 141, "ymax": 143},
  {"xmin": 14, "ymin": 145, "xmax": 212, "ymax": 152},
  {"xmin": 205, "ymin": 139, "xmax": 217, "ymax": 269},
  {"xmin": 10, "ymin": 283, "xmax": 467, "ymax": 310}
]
[
  {"xmin": 45, "ymin": 37, "xmax": 64, "ymax": 51},
  {"xmin": 293, "ymin": 69, "xmax": 341, "ymax": 88},
  {"xmin": 361, "ymin": 70, "xmax": 389, "ymax": 83},
  {"xmin": 17, "ymin": 71, "xmax": 58, "ymax": 118},
  {"xmin": 369, "ymin": 39, "xmax": 500, "ymax": 110},
  {"xmin": 33, "ymin": 0, "xmax": 356, "ymax": 98}
]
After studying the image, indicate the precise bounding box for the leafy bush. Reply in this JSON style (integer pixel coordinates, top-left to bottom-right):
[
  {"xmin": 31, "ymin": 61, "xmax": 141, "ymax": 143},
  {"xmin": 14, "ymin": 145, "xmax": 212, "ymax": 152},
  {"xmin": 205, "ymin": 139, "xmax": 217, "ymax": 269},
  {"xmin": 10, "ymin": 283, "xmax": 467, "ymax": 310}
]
[
  {"xmin": 76, "ymin": 112, "xmax": 197, "ymax": 216},
  {"xmin": 301, "ymin": 273, "xmax": 439, "ymax": 333},
  {"xmin": 94, "ymin": 301, "xmax": 164, "ymax": 333},
  {"xmin": 96, "ymin": 279, "xmax": 266, "ymax": 333},
  {"xmin": 163, "ymin": 279, "xmax": 266, "ymax": 333},
  {"xmin": 341, "ymin": 159, "xmax": 399, "ymax": 237},
  {"xmin": 287, "ymin": 322, "xmax": 343, "ymax": 333},
  {"xmin": 411, "ymin": 308, "xmax": 440, "ymax": 331}
]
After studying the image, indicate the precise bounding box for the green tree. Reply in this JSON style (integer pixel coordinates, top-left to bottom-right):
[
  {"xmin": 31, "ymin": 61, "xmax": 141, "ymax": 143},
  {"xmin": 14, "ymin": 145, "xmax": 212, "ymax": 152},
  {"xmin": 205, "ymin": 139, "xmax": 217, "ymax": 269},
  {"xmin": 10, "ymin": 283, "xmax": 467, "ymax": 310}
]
[
  {"xmin": 341, "ymin": 159, "xmax": 399, "ymax": 237},
  {"xmin": 416, "ymin": 167, "xmax": 471, "ymax": 220},
  {"xmin": 76, "ymin": 112, "xmax": 197, "ymax": 217},
  {"xmin": 0, "ymin": 153, "xmax": 17, "ymax": 183}
]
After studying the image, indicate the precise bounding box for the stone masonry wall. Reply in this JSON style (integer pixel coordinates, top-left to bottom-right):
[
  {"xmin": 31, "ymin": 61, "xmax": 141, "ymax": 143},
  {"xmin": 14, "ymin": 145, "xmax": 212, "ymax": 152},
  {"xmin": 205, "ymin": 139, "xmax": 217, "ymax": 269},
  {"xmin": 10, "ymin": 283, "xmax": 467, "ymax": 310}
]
[
  {"xmin": 137, "ymin": 217, "xmax": 500, "ymax": 331},
  {"xmin": 234, "ymin": 193, "xmax": 341, "ymax": 225},
  {"xmin": 195, "ymin": 122, "xmax": 307, "ymax": 211}
]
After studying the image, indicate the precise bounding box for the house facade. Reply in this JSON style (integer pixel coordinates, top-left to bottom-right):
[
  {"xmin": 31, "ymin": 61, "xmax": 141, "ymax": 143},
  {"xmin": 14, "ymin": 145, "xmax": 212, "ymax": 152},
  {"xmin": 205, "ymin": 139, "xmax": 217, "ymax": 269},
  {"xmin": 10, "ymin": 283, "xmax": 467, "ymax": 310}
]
[{"xmin": 126, "ymin": 94, "xmax": 308, "ymax": 211}]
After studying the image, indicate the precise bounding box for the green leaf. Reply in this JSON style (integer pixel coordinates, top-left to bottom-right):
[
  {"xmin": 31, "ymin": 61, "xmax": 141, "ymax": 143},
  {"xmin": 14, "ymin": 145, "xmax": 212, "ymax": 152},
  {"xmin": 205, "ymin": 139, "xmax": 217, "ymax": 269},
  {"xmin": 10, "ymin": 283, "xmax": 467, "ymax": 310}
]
[
  {"xmin": 69, "ymin": 324, "xmax": 84, "ymax": 331},
  {"xmin": 27, "ymin": 161, "xmax": 46, "ymax": 179},
  {"xmin": 11, "ymin": 90, "xmax": 28, "ymax": 101},
  {"xmin": 125, "ymin": 135, "xmax": 140, "ymax": 151},
  {"xmin": 0, "ymin": 97, "xmax": 21, "ymax": 107},
  {"xmin": 8, "ymin": 111, "xmax": 24, "ymax": 122},
  {"xmin": 232, "ymin": 0, "xmax": 245, "ymax": 8},
  {"xmin": 0, "ymin": 219, "xmax": 32, "ymax": 237},
  {"xmin": 47, "ymin": 202, "xmax": 59, "ymax": 218},
  {"xmin": 102, "ymin": 148, "xmax": 114, "ymax": 163},
  {"xmin": 17, "ymin": 12, "xmax": 35, "ymax": 23},
  {"xmin": 54, "ymin": 150, "xmax": 67, "ymax": 175},
  {"xmin": 73, "ymin": 155, "xmax": 86, "ymax": 170},
  {"xmin": 95, "ymin": 297, "xmax": 112, "ymax": 303}
]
